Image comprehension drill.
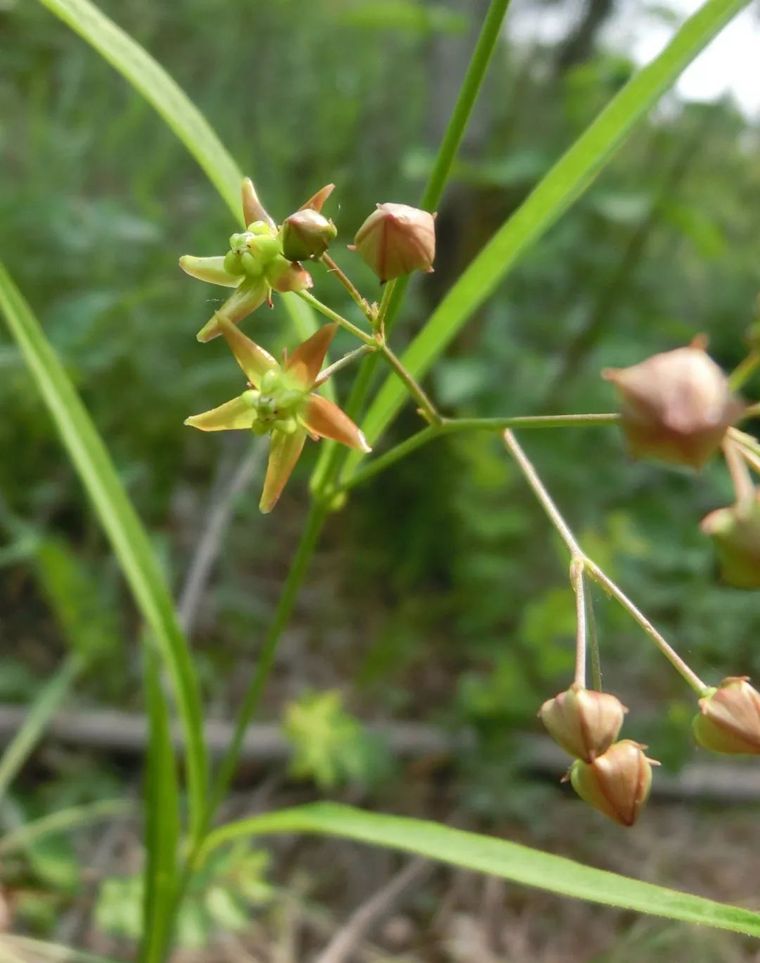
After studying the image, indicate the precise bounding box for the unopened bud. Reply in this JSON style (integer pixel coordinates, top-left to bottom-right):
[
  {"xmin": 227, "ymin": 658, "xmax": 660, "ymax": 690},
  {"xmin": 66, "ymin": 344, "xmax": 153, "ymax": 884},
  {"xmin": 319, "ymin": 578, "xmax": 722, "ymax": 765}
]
[
  {"xmin": 350, "ymin": 202, "xmax": 435, "ymax": 282},
  {"xmin": 693, "ymin": 677, "xmax": 760, "ymax": 754},
  {"xmin": 281, "ymin": 209, "xmax": 337, "ymax": 261},
  {"xmin": 570, "ymin": 740, "xmax": 656, "ymax": 827},
  {"xmin": 701, "ymin": 493, "xmax": 760, "ymax": 589},
  {"xmin": 603, "ymin": 344, "xmax": 742, "ymax": 469},
  {"xmin": 539, "ymin": 685, "xmax": 626, "ymax": 762}
]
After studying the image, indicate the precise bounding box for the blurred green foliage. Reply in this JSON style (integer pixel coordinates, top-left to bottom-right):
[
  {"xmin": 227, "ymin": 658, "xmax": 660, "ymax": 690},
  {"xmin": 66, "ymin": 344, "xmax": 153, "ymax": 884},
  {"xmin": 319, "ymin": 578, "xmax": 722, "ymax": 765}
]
[{"xmin": 2, "ymin": 0, "xmax": 760, "ymax": 879}]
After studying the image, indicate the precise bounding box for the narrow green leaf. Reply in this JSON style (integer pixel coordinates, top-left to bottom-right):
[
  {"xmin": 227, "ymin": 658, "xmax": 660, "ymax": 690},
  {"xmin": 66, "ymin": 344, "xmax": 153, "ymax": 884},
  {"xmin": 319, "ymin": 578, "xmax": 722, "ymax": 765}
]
[
  {"xmin": 0, "ymin": 264, "xmax": 208, "ymax": 842},
  {"xmin": 140, "ymin": 650, "xmax": 181, "ymax": 963},
  {"xmin": 36, "ymin": 0, "xmax": 242, "ymax": 218},
  {"xmin": 35, "ymin": 0, "xmax": 320, "ymax": 341},
  {"xmin": 0, "ymin": 935, "xmax": 119, "ymax": 963},
  {"xmin": 341, "ymin": 0, "xmax": 751, "ymax": 481},
  {"xmin": 203, "ymin": 802, "xmax": 760, "ymax": 938},
  {"xmin": 0, "ymin": 799, "xmax": 131, "ymax": 858},
  {"xmin": 0, "ymin": 654, "xmax": 81, "ymax": 805}
]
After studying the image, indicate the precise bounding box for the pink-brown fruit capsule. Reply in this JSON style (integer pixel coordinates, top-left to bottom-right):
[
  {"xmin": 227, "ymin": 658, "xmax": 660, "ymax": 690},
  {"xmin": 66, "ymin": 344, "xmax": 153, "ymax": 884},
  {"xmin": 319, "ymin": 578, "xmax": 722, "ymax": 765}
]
[
  {"xmin": 350, "ymin": 202, "xmax": 436, "ymax": 282},
  {"xmin": 539, "ymin": 685, "xmax": 626, "ymax": 762},
  {"xmin": 700, "ymin": 493, "xmax": 760, "ymax": 589},
  {"xmin": 603, "ymin": 344, "xmax": 742, "ymax": 469},
  {"xmin": 570, "ymin": 740, "xmax": 656, "ymax": 827},
  {"xmin": 281, "ymin": 209, "xmax": 337, "ymax": 262},
  {"xmin": 693, "ymin": 677, "xmax": 760, "ymax": 754}
]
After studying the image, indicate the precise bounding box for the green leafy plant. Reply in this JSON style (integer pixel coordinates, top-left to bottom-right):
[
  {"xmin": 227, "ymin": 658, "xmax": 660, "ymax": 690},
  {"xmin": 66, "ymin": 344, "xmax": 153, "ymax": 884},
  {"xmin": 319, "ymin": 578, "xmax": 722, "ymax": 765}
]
[{"xmin": 2, "ymin": 0, "xmax": 760, "ymax": 957}]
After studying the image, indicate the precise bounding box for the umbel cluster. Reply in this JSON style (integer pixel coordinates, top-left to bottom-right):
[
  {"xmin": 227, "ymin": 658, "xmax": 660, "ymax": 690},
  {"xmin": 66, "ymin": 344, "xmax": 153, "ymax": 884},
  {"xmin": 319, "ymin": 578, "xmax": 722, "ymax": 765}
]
[{"xmin": 180, "ymin": 179, "xmax": 760, "ymax": 826}]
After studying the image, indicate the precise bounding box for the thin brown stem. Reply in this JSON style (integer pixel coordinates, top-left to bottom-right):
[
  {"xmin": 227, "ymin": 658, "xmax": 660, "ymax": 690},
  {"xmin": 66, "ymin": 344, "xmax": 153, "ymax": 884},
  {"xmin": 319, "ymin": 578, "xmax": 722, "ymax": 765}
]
[
  {"xmin": 571, "ymin": 558, "xmax": 587, "ymax": 687},
  {"xmin": 377, "ymin": 342, "xmax": 442, "ymax": 425},
  {"xmin": 584, "ymin": 560, "xmax": 707, "ymax": 694},
  {"xmin": 297, "ymin": 291, "xmax": 375, "ymax": 346},
  {"xmin": 503, "ymin": 430, "xmax": 708, "ymax": 695},
  {"xmin": 320, "ymin": 254, "xmax": 375, "ymax": 323}
]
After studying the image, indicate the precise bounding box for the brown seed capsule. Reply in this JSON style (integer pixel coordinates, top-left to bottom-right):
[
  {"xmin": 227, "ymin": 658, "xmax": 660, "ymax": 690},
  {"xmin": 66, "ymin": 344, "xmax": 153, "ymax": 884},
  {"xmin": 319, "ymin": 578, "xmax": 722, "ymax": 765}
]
[
  {"xmin": 350, "ymin": 202, "xmax": 436, "ymax": 282},
  {"xmin": 570, "ymin": 740, "xmax": 656, "ymax": 827},
  {"xmin": 692, "ymin": 677, "xmax": 760, "ymax": 754},
  {"xmin": 701, "ymin": 494, "xmax": 760, "ymax": 589},
  {"xmin": 603, "ymin": 344, "xmax": 742, "ymax": 469},
  {"xmin": 281, "ymin": 209, "xmax": 338, "ymax": 261},
  {"xmin": 539, "ymin": 685, "xmax": 626, "ymax": 762}
]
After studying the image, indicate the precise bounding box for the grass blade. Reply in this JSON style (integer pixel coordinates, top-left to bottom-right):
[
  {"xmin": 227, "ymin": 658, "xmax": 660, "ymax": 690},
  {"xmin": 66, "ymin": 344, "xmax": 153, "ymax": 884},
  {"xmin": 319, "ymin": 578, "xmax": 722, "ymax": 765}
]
[
  {"xmin": 0, "ymin": 654, "xmax": 81, "ymax": 805},
  {"xmin": 36, "ymin": 0, "xmax": 242, "ymax": 218},
  {"xmin": 0, "ymin": 264, "xmax": 208, "ymax": 843},
  {"xmin": 202, "ymin": 802, "xmax": 760, "ymax": 938},
  {"xmin": 0, "ymin": 799, "xmax": 131, "ymax": 858},
  {"xmin": 139, "ymin": 650, "xmax": 181, "ymax": 963},
  {"xmin": 341, "ymin": 0, "xmax": 751, "ymax": 481}
]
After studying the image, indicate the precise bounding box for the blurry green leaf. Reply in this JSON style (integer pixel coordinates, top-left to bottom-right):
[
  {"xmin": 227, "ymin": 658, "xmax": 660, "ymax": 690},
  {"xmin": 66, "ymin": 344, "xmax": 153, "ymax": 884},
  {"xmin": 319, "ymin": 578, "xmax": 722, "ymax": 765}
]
[
  {"xmin": 95, "ymin": 877, "xmax": 143, "ymax": 940},
  {"xmin": 0, "ymin": 264, "xmax": 208, "ymax": 840},
  {"xmin": 139, "ymin": 650, "xmax": 180, "ymax": 963},
  {"xmin": 335, "ymin": 0, "xmax": 468, "ymax": 34},
  {"xmin": 284, "ymin": 690, "xmax": 390, "ymax": 789},
  {"xmin": 590, "ymin": 190, "xmax": 653, "ymax": 225},
  {"xmin": 26, "ymin": 834, "xmax": 80, "ymax": 890},
  {"xmin": 661, "ymin": 199, "xmax": 726, "ymax": 258},
  {"xmin": 204, "ymin": 802, "xmax": 760, "ymax": 937},
  {"xmin": 35, "ymin": 537, "xmax": 122, "ymax": 664}
]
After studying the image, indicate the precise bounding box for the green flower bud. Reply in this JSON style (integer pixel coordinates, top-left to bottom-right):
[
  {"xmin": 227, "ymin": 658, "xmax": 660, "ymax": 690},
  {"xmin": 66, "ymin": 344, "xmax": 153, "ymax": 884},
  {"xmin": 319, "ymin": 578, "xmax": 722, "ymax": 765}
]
[
  {"xmin": 350, "ymin": 202, "xmax": 436, "ymax": 282},
  {"xmin": 693, "ymin": 677, "xmax": 760, "ymax": 754},
  {"xmin": 701, "ymin": 494, "xmax": 760, "ymax": 589},
  {"xmin": 281, "ymin": 209, "xmax": 338, "ymax": 261},
  {"xmin": 539, "ymin": 685, "xmax": 626, "ymax": 762},
  {"xmin": 570, "ymin": 740, "xmax": 656, "ymax": 827},
  {"xmin": 603, "ymin": 343, "xmax": 742, "ymax": 469}
]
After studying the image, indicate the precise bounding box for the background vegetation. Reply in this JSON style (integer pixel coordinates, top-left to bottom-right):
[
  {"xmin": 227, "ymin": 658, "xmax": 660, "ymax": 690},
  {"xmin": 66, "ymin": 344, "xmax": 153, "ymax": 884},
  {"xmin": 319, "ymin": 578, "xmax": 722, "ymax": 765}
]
[{"xmin": 2, "ymin": 0, "xmax": 760, "ymax": 958}]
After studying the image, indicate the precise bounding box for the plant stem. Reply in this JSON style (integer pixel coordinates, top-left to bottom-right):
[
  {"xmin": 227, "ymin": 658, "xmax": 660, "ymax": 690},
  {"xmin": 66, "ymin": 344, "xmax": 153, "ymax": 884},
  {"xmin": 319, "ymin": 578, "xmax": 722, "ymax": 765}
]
[
  {"xmin": 381, "ymin": 0, "xmax": 514, "ymax": 335},
  {"xmin": 315, "ymin": 344, "xmax": 376, "ymax": 387},
  {"xmin": 377, "ymin": 342, "xmax": 441, "ymax": 425},
  {"xmin": 503, "ymin": 430, "xmax": 708, "ymax": 694},
  {"xmin": 342, "ymin": 413, "xmax": 619, "ymax": 492},
  {"xmin": 202, "ymin": 501, "xmax": 328, "ymax": 829},
  {"xmin": 297, "ymin": 291, "xmax": 375, "ymax": 346},
  {"xmin": 571, "ymin": 558, "xmax": 587, "ymax": 687},
  {"xmin": 723, "ymin": 438, "xmax": 755, "ymax": 510},
  {"xmin": 742, "ymin": 401, "xmax": 760, "ymax": 419},
  {"xmin": 587, "ymin": 592, "xmax": 603, "ymax": 691},
  {"xmin": 584, "ymin": 560, "xmax": 707, "ymax": 694},
  {"xmin": 321, "ymin": 254, "xmax": 375, "ymax": 323},
  {"xmin": 502, "ymin": 430, "xmax": 584, "ymax": 557},
  {"xmin": 729, "ymin": 350, "xmax": 760, "ymax": 391}
]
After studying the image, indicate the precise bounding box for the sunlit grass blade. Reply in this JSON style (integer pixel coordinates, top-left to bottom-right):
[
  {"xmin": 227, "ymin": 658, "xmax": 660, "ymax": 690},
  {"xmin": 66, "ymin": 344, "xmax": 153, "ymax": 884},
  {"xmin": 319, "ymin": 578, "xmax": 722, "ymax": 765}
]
[
  {"xmin": 202, "ymin": 802, "xmax": 760, "ymax": 938},
  {"xmin": 35, "ymin": 0, "xmax": 320, "ymax": 343},
  {"xmin": 0, "ymin": 799, "xmax": 131, "ymax": 857},
  {"xmin": 36, "ymin": 0, "xmax": 241, "ymax": 218},
  {"xmin": 341, "ymin": 0, "xmax": 751, "ymax": 482},
  {"xmin": 0, "ymin": 653, "xmax": 81, "ymax": 805},
  {"xmin": 0, "ymin": 263, "xmax": 208, "ymax": 843},
  {"xmin": 140, "ymin": 650, "xmax": 181, "ymax": 963}
]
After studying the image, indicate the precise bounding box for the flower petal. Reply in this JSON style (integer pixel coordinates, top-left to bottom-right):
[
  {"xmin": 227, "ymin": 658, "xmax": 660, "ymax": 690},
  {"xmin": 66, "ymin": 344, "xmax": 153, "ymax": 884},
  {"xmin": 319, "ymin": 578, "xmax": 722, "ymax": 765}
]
[
  {"xmin": 196, "ymin": 279, "xmax": 269, "ymax": 343},
  {"xmin": 299, "ymin": 183, "xmax": 335, "ymax": 213},
  {"xmin": 179, "ymin": 255, "xmax": 241, "ymax": 287},
  {"xmin": 242, "ymin": 177, "xmax": 275, "ymax": 228},
  {"xmin": 184, "ymin": 394, "xmax": 256, "ymax": 432},
  {"xmin": 285, "ymin": 324, "xmax": 337, "ymax": 388},
  {"xmin": 218, "ymin": 319, "xmax": 278, "ymax": 388},
  {"xmin": 302, "ymin": 394, "xmax": 371, "ymax": 452},
  {"xmin": 259, "ymin": 428, "xmax": 307, "ymax": 513}
]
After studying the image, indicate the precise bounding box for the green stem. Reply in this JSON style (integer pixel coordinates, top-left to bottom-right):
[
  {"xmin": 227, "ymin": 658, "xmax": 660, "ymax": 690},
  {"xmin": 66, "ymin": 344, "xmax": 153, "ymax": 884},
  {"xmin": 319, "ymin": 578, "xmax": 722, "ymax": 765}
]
[
  {"xmin": 587, "ymin": 591, "xmax": 603, "ymax": 691},
  {"xmin": 201, "ymin": 500, "xmax": 328, "ymax": 833},
  {"xmin": 321, "ymin": 254, "xmax": 374, "ymax": 323},
  {"xmin": 723, "ymin": 438, "xmax": 755, "ymax": 510},
  {"xmin": 314, "ymin": 344, "xmax": 376, "ymax": 387},
  {"xmin": 377, "ymin": 342, "xmax": 441, "ymax": 425},
  {"xmin": 503, "ymin": 430, "xmax": 707, "ymax": 694},
  {"xmin": 297, "ymin": 291, "xmax": 375, "ymax": 346},
  {"xmin": 741, "ymin": 401, "xmax": 760, "ymax": 419},
  {"xmin": 341, "ymin": 413, "xmax": 619, "ymax": 492},
  {"xmin": 381, "ymin": 0, "xmax": 514, "ymax": 334},
  {"xmin": 729, "ymin": 351, "xmax": 760, "ymax": 391}
]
